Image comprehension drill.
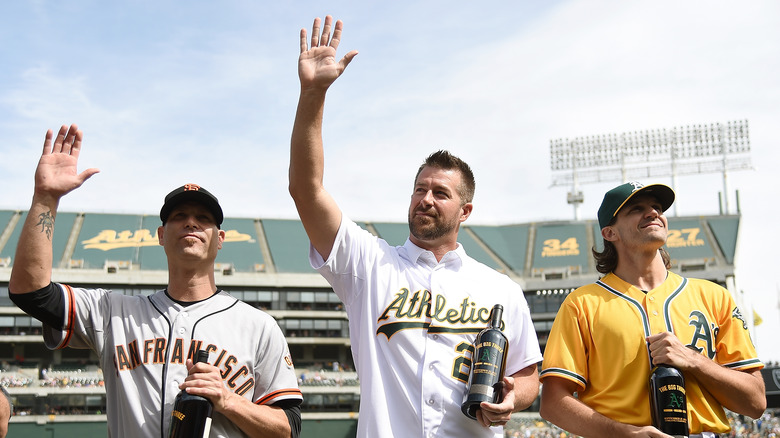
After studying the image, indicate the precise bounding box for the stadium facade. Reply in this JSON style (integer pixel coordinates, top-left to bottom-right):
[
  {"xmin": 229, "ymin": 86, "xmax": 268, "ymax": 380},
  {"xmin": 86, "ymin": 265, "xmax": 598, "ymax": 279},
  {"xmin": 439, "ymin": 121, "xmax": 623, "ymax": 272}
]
[{"xmin": 0, "ymin": 208, "xmax": 763, "ymax": 437}]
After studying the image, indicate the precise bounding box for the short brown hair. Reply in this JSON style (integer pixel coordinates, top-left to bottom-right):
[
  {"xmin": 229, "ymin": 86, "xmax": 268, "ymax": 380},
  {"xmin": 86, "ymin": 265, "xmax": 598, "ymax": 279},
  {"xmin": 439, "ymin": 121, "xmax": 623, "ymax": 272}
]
[{"xmin": 414, "ymin": 150, "xmax": 475, "ymax": 204}]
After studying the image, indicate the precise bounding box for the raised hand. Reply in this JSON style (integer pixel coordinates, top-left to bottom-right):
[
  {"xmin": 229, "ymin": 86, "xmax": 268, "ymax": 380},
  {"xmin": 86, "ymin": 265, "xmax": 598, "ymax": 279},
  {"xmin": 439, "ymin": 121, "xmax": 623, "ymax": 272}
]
[
  {"xmin": 298, "ymin": 15, "xmax": 358, "ymax": 92},
  {"xmin": 35, "ymin": 124, "xmax": 100, "ymax": 200}
]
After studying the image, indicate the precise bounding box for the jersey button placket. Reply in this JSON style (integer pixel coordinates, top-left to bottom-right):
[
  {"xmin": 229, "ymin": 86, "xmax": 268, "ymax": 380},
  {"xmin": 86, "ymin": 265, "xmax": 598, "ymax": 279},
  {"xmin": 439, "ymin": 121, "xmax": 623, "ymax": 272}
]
[
  {"xmin": 173, "ymin": 312, "xmax": 190, "ymax": 338},
  {"xmin": 422, "ymin": 392, "xmax": 441, "ymax": 437},
  {"xmin": 422, "ymin": 268, "xmax": 444, "ymax": 437},
  {"xmin": 645, "ymin": 293, "xmax": 665, "ymax": 333}
]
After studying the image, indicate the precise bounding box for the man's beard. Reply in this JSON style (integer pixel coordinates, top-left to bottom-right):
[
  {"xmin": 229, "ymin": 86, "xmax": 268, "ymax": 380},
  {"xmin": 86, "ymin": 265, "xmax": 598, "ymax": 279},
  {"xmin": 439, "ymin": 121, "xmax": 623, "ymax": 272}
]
[{"xmin": 408, "ymin": 209, "xmax": 458, "ymax": 241}]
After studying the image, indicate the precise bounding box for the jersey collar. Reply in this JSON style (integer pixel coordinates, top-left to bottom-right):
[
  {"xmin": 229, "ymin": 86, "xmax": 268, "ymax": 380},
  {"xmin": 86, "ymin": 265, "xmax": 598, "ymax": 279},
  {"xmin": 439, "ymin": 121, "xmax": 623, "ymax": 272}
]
[{"xmin": 401, "ymin": 238, "xmax": 465, "ymax": 268}]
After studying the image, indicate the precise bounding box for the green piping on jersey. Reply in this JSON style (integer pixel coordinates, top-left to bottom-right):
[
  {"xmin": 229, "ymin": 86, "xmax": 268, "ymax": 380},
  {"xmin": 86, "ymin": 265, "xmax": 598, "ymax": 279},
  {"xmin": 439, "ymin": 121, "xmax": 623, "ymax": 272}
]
[
  {"xmin": 596, "ymin": 277, "xmax": 689, "ymax": 368},
  {"xmin": 596, "ymin": 280, "xmax": 652, "ymax": 366},
  {"xmin": 663, "ymin": 278, "xmax": 689, "ymax": 332}
]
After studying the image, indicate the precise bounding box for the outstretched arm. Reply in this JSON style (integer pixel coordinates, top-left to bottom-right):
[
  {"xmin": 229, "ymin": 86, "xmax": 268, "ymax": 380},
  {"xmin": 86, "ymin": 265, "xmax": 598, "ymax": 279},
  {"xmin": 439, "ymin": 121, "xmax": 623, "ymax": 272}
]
[
  {"xmin": 289, "ymin": 15, "xmax": 358, "ymax": 259},
  {"xmin": 9, "ymin": 125, "xmax": 99, "ymax": 294}
]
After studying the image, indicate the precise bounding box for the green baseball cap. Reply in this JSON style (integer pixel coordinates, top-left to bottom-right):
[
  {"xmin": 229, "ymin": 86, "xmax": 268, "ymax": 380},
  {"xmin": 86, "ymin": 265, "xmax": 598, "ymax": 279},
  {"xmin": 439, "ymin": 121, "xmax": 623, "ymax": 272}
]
[{"xmin": 597, "ymin": 182, "xmax": 675, "ymax": 229}]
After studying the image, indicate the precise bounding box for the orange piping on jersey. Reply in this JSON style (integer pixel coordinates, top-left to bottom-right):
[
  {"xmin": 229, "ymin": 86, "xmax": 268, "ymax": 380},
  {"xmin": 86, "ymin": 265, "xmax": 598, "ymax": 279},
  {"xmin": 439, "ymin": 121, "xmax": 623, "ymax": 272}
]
[
  {"xmin": 255, "ymin": 388, "xmax": 303, "ymax": 405},
  {"xmin": 59, "ymin": 284, "xmax": 76, "ymax": 349}
]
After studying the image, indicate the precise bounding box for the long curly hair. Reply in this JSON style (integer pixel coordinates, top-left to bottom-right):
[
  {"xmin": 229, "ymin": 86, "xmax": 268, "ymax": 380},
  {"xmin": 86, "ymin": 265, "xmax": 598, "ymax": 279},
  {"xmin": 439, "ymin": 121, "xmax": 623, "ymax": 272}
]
[{"xmin": 593, "ymin": 240, "xmax": 672, "ymax": 274}]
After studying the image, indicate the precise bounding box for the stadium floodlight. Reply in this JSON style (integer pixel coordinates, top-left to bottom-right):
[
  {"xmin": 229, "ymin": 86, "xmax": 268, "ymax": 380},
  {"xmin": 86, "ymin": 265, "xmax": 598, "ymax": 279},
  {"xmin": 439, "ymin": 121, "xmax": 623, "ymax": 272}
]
[{"xmin": 550, "ymin": 120, "xmax": 752, "ymax": 219}]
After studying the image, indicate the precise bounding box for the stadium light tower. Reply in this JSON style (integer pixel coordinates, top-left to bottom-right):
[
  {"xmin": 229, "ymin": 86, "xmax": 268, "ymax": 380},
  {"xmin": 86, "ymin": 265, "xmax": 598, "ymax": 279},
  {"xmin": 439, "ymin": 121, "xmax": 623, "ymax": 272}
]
[{"xmin": 550, "ymin": 120, "xmax": 753, "ymax": 219}]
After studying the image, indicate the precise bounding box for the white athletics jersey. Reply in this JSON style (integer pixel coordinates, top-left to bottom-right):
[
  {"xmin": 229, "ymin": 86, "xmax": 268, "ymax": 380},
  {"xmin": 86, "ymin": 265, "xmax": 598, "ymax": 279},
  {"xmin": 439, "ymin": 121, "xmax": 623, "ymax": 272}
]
[
  {"xmin": 43, "ymin": 286, "xmax": 302, "ymax": 438},
  {"xmin": 311, "ymin": 217, "xmax": 542, "ymax": 438}
]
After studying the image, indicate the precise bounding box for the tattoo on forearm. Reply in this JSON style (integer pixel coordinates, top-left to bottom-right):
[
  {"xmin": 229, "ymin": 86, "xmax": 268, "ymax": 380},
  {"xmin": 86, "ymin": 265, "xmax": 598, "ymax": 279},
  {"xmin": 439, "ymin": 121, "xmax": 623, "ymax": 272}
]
[{"xmin": 36, "ymin": 211, "xmax": 55, "ymax": 241}]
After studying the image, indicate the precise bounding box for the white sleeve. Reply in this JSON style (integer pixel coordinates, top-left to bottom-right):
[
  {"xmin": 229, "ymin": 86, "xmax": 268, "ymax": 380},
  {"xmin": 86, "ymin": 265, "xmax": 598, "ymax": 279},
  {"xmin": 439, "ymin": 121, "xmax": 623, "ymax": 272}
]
[
  {"xmin": 308, "ymin": 215, "xmax": 385, "ymax": 307},
  {"xmin": 504, "ymin": 281, "xmax": 543, "ymax": 375}
]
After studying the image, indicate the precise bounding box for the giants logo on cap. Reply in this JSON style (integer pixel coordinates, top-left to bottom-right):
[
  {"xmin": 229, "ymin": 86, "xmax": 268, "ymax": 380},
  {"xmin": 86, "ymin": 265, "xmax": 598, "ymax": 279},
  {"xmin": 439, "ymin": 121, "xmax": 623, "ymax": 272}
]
[{"xmin": 183, "ymin": 183, "xmax": 201, "ymax": 192}]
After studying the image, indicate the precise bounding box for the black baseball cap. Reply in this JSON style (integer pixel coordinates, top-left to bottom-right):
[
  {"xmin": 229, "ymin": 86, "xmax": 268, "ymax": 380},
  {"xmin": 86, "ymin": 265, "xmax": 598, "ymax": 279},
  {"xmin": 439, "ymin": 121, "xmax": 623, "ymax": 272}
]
[
  {"xmin": 597, "ymin": 181, "xmax": 675, "ymax": 229},
  {"xmin": 160, "ymin": 183, "xmax": 224, "ymax": 227}
]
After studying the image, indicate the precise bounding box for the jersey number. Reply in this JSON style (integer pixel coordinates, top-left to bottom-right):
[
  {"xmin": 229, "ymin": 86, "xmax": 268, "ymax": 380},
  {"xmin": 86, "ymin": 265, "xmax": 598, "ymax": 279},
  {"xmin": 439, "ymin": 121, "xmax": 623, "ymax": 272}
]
[{"xmin": 452, "ymin": 342, "xmax": 475, "ymax": 383}]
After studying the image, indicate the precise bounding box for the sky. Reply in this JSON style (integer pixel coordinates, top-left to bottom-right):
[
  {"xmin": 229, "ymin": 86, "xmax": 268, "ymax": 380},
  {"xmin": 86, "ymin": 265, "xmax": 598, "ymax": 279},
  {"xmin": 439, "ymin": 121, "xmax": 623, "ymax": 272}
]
[{"xmin": 1, "ymin": 1, "xmax": 778, "ymax": 362}]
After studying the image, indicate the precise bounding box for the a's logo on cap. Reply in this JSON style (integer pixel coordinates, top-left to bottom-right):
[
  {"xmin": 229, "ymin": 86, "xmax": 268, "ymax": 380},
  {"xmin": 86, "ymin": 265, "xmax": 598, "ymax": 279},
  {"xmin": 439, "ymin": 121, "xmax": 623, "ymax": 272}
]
[
  {"xmin": 628, "ymin": 181, "xmax": 644, "ymax": 192},
  {"xmin": 183, "ymin": 184, "xmax": 201, "ymax": 192}
]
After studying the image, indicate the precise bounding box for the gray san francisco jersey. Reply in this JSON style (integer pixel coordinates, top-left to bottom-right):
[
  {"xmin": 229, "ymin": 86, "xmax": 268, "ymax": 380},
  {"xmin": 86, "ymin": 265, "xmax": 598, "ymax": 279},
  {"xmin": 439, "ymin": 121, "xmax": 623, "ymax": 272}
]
[{"xmin": 43, "ymin": 285, "xmax": 302, "ymax": 438}]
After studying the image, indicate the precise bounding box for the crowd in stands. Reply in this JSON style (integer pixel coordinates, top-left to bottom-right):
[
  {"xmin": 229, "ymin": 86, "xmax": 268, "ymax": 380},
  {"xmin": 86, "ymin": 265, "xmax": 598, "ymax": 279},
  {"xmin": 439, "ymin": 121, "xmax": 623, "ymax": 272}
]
[
  {"xmin": 0, "ymin": 375, "xmax": 32, "ymax": 388},
  {"xmin": 1, "ymin": 367, "xmax": 104, "ymax": 389},
  {"xmin": 502, "ymin": 410, "xmax": 780, "ymax": 438},
  {"xmin": 45, "ymin": 406, "xmax": 102, "ymax": 415},
  {"xmin": 298, "ymin": 368, "xmax": 359, "ymax": 387},
  {"xmin": 10, "ymin": 407, "xmax": 103, "ymax": 416},
  {"xmin": 0, "ymin": 327, "xmax": 43, "ymax": 336},
  {"xmin": 38, "ymin": 367, "xmax": 104, "ymax": 388},
  {"xmin": 38, "ymin": 375, "xmax": 104, "ymax": 388},
  {"xmin": 726, "ymin": 410, "xmax": 780, "ymax": 438}
]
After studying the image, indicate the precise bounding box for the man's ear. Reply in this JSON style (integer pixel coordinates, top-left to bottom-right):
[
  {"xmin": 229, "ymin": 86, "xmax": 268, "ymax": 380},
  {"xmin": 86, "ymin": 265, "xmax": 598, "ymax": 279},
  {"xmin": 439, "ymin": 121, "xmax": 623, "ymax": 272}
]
[
  {"xmin": 601, "ymin": 225, "xmax": 618, "ymax": 243},
  {"xmin": 459, "ymin": 202, "xmax": 473, "ymax": 223},
  {"xmin": 217, "ymin": 229, "xmax": 226, "ymax": 250},
  {"xmin": 157, "ymin": 226, "xmax": 165, "ymax": 246}
]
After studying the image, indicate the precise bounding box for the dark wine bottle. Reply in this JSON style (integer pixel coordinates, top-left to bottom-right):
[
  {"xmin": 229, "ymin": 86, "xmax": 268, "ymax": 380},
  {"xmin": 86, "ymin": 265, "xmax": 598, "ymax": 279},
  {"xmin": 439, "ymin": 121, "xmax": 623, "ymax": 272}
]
[
  {"xmin": 461, "ymin": 304, "xmax": 508, "ymax": 420},
  {"xmin": 168, "ymin": 350, "xmax": 213, "ymax": 438},
  {"xmin": 649, "ymin": 364, "xmax": 689, "ymax": 438}
]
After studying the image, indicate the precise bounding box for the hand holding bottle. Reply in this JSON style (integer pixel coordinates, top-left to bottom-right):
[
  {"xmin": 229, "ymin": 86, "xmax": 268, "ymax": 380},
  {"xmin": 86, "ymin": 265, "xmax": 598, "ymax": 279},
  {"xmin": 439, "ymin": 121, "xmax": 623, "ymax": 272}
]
[
  {"xmin": 169, "ymin": 350, "xmax": 214, "ymax": 438},
  {"xmin": 475, "ymin": 375, "xmax": 517, "ymax": 428},
  {"xmin": 647, "ymin": 333, "xmax": 690, "ymax": 438},
  {"xmin": 462, "ymin": 304, "xmax": 509, "ymax": 421}
]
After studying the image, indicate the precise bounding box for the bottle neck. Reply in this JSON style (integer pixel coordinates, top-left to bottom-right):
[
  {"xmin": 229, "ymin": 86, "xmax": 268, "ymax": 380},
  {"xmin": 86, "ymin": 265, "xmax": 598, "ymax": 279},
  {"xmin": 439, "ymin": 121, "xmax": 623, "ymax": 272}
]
[
  {"xmin": 489, "ymin": 305, "xmax": 503, "ymax": 329},
  {"xmin": 195, "ymin": 350, "xmax": 209, "ymax": 364}
]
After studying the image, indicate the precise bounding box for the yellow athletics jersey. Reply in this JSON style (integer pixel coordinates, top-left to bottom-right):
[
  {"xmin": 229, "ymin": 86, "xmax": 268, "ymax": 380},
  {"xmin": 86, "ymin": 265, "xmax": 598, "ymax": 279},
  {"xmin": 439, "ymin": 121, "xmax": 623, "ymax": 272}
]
[{"xmin": 540, "ymin": 271, "xmax": 763, "ymax": 434}]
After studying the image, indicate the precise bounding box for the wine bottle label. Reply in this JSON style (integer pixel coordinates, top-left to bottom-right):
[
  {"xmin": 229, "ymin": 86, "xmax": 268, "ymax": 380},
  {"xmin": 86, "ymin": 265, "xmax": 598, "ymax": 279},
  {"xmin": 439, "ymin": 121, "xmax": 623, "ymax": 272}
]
[
  {"xmin": 171, "ymin": 409, "xmax": 185, "ymax": 421},
  {"xmin": 658, "ymin": 385, "xmax": 687, "ymax": 422},
  {"xmin": 650, "ymin": 367, "xmax": 688, "ymax": 437},
  {"xmin": 461, "ymin": 304, "xmax": 508, "ymax": 420},
  {"xmin": 467, "ymin": 383, "xmax": 496, "ymax": 397}
]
